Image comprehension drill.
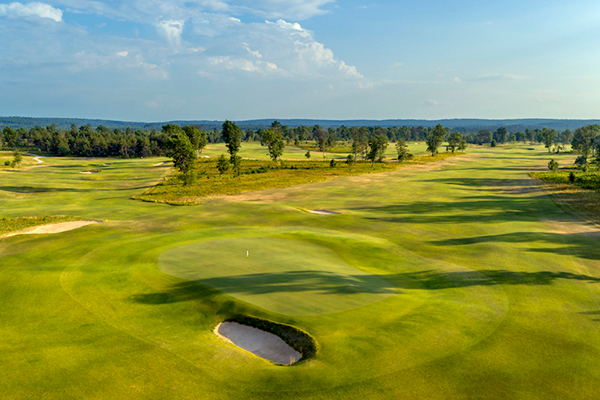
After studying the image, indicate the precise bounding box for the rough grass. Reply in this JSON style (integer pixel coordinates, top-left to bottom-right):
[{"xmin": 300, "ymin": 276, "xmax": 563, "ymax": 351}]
[
  {"xmin": 134, "ymin": 153, "xmax": 458, "ymax": 205},
  {"xmin": 531, "ymin": 171, "xmax": 600, "ymax": 225}
]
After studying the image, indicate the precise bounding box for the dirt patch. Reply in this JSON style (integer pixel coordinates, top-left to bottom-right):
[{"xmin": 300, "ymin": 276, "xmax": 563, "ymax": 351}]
[
  {"xmin": 152, "ymin": 161, "xmax": 170, "ymax": 167},
  {"xmin": 5, "ymin": 221, "xmax": 102, "ymax": 237},
  {"xmin": 214, "ymin": 322, "xmax": 301, "ymax": 365}
]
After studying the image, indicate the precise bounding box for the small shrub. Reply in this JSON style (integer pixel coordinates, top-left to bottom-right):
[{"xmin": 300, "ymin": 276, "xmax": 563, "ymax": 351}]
[
  {"xmin": 569, "ymin": 171, "xmax": 576, "ymax": 183},
  {"xmin": 329, "ymin": 159, "xmax": 336, "ymax": 168},
  {"xmin": 548, "ymin": 159, "xmax": 559, "ymax": 172},
  {"xmin": 216, "ymin": 154, "xmax": 230, "ymax": 174}
]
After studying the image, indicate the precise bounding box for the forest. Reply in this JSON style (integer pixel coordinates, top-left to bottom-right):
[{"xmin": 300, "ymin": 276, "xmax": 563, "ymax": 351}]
[{"xmin": 0, "ymin": 122, "xmax": 584, "ymax": 159}]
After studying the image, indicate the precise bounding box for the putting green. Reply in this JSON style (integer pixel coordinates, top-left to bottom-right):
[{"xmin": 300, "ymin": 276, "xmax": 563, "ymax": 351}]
[{"xmin": 159, "ymin": 237, "xmax": 396, "ymax": 316}]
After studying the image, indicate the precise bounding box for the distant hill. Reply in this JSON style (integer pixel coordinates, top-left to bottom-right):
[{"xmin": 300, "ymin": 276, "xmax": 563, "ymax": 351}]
[{"xmin": 1, "ymin": 116, "xmax": 599, "ymax": 132}]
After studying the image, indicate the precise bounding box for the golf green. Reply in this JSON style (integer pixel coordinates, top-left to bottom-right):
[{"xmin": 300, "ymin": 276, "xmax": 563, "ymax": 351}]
[{"xmin": 159, "ymin": 237, "xmax": 396, "ymax": 316}]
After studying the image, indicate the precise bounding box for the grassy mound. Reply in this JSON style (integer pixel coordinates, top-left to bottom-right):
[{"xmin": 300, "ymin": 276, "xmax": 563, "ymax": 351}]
[{"xmin": 158, "ymin": 236, "xmax": 396, "ymax": 316}]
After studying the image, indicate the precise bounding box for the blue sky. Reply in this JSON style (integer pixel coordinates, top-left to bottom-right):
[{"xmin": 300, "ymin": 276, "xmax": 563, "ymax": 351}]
[{"xmin": 1, "ymin": 0, "xmax": 599, "ymax": 121}]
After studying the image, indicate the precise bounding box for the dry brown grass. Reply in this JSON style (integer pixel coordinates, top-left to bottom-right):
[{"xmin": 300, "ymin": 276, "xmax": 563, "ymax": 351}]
[{"xmin": 536, "ymin": 179, "xmax": 600, "ymax": 227}]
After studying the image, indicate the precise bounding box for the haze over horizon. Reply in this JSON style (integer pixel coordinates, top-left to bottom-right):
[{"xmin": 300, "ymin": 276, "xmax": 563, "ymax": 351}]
[{"xmin": 1, "ymin": 0, "xmax": 599, "ymax": 122}]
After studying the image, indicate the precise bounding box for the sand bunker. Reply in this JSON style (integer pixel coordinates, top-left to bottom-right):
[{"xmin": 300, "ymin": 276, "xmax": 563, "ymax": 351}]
[
  {"xmin": 5, "ymin": 221, "xmax": 102, "ymax": 237},
  {"xmin": 308, "ymin": 209, "xmax": 340, "ymax": 215},
  {"xmin": 215, "ymin": 322, "xmax": 301, "ymax": 365},
  {"xmin": 80, "ymin": 171, "xmax": 99, "ymax": 174},
  {"xmin": 152, "ymin": 161, "xmax": 170, "ymax": 167}
]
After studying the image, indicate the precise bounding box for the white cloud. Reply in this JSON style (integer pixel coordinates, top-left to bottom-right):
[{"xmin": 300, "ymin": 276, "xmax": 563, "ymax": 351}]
[
  {"xmin": 0, "ymin": 2, "xmax": 63, "ymax": 22},
  {"xmin": 208, "ymin": 55, "xmax": 278, "ymax": 73},
  {"xmin": 116, "ymin": 51, "xmax": 128, "ymax": 57},
  {"xmin": 263, "ymin": 19, "xmax": 363, "ymax": 79},
  {"xmin": 157, "ymin": 19, "xmax": 184, "ymax": 47}
]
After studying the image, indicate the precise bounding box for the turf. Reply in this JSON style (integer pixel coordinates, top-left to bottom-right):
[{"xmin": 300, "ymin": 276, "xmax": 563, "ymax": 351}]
[
  {"xmin": 159, "ymin": 236, "xmax": 397, "ymax": 316},
  {"xmin": 1, "ymin": 144, "xmax": 600, "ymax": 399}
]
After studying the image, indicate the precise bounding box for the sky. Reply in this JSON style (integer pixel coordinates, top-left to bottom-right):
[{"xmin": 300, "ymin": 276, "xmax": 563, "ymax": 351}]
[{"xmin": 1, "ymin": 0, "xmax": 600, "ymax": 121}]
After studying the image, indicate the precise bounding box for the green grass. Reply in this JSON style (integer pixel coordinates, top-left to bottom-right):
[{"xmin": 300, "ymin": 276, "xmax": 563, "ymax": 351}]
[
  {"xmin": 159, "ymin": 236, "xmax": 397, "ymax": 316},
  {"xmin": 1, "ymin": 144, "xmax": 600, "ymax": 399}
]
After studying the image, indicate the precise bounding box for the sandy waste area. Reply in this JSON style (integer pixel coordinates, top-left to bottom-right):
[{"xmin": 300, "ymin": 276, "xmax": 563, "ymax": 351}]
[
  {"xmin": 308, "ymin": 209, "xmax": 340, "ymax": 215},
  {"xmin": 5, "ymin": 221, "xmax": 102, "ymax": 237},
  {"xmin": 215, "ymin": 322, "xmax": 301, "ymax": 365}
]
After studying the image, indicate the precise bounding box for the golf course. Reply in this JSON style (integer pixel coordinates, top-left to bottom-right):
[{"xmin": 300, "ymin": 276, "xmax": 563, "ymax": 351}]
[{"xmin": 1, "ymin": 143, "xmax": 599, "ymax": 399}]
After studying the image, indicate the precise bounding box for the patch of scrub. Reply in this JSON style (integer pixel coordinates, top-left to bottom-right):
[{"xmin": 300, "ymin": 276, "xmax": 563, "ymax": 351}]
[
  {"xmin": 159, "ymin": 237, "xmax": 396, "ymax": 316},
  {"xmin": 215, "ymin": 322, "xmax": 302, "ymax": 365},
  {"xmin": 5, "ymin": 220, "xmax": 102, "ymax": 237}
]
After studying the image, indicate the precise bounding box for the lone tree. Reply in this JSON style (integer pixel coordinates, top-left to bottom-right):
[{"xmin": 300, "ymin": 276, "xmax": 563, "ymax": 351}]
[
  {"xmin": 367, "ymin": 134, "xmax": 388, "ymax": 166},
  {"xmin": 11, "ymin": 150, "xmax": 22, "ymax": 168},
  {"xmin": 447, "ymin": 131, "xmax": 462, "ymax": 154},
  {"xmin": 222, "ymin": 120, "xmax": 242, "ymax": 174},
  {"xmin": 183, "ymin": 125, "xmax": 207, "ymax": 156},
  {"xmin": 395, "ymin": 139, "xmax": 412, "ymax": 162},
  {"xmin": 167, "ymin": 131, "xmax": 197, "ymax": 177},
  {"xmin": 351, "ymin": 126, "xmax": 368, "ymax": 165},
  {"xmin": 548, "ymin": 159, "xmax": 559, "ymax": 172},
  {"xmin": 542, "ymin": 128, "xmax": 557, "ymax": 153},
  {"xmin": 426, "ymin": 124, "xmax": 446, "ymax": 156},
  {"xmin": 260, "ymin": 121, "xmax": 285, "ymax": 162}
]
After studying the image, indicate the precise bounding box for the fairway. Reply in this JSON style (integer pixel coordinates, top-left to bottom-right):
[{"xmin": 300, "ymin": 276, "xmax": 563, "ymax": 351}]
[
  {"xmin": 159, "ymin": 237, "xmax": 396, "ymax": 315},
  {"xmin": 2, "ymin": 145, "xmax": 600, "ymax": 399}
]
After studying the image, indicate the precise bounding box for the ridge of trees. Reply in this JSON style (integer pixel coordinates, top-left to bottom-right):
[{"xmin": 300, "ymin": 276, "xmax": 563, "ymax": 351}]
[{"xmin": 2, "ymin": 122, "xmax": 597, "ymax": 161}]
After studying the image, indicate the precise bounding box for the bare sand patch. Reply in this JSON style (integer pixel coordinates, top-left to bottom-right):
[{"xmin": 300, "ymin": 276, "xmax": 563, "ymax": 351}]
[
  {"xmin": 152, "ymin": 161, "xmax": 170, "ymax": 167},
  {"xmin": 80, "ymin": 171, "xmax": 100, "ymax": 174},
  {"xmin": 5, "ymin": 221, "xmax": 102, "ymax": 237},
  {"xmin": 308, "ymin": 209, "xmax": 340, "ymax": 215},
  {"xmin": 214, "ymin": 322, "xmax": 301, "ymax": 365}
]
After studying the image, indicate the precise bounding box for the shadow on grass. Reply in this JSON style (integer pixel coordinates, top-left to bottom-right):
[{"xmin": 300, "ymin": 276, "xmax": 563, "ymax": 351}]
[
  {"xmin": 580, "ymin": 311, "xmax": 600, "ymax": 322},
  {"xmin": 353, "ymin": 194, "xmax": 554, "ymax": 224},
  {"xmin": 131, "ymin": 268, "xmax": 600, "ymax": 305},
  {"xmin": 0, "ymin": 186, "xmax": 93, "ymax": 193},
  {"xmin": 431, "ymin": 231, "xmax": 600, "ymax": 261}
]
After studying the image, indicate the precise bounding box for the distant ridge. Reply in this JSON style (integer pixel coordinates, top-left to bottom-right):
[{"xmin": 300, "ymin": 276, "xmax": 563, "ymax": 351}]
[{"xmin": 2, "ymin": 116, "xmax": 599, "ymax": 131}]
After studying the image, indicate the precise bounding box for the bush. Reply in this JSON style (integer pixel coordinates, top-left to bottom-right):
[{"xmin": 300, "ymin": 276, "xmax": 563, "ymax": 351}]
[
  {"xmin": 569, "ymin": 172, "xmax": 576, "ymax": 183},
  {"xmin": 548, "ymin": 159, "xmax": 559, "ymax": 172},
  {"xmin": 216, "ymin": 154, "xmax": 230, "ymax": 174},
  {"xmin": 330, "ymin": 159, "xmax": 336, "ymax": 168}
]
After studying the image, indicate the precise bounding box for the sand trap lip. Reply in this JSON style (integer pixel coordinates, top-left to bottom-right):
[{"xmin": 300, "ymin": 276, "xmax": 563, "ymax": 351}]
[
  {"xmin": 307, "ymin": 209, "xmax": 340, "ymax": 215},
  {"xmin": 214, "ymin": 322, "xmax": 301, "ymax": 365},
  {"xmin": 80, "ymin": 171, "xmax": 100, "ymax": 174},
  {"xmin": 152, "ymin": 161, "xmax": 170, "ymax": 167},
  {"xmin": 5, "ymin": 221, "xmax": 102, "ymax": 237}
]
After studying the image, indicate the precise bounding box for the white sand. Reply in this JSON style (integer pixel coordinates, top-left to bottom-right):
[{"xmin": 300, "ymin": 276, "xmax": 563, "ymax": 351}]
[
  {"xmin": 215, "ymin": 322, "xmax": 301, "ymax": 365},
  {"xmin": 308, "ymin": 209, "xmax": 340, "ymax": 215},
  {"xmin": 5, "ymin": 221, "xmax": 102, "ymax": 237},
  {"xmin": 79, "ymin": 171, "xmax": 99, "ymax": 174}
]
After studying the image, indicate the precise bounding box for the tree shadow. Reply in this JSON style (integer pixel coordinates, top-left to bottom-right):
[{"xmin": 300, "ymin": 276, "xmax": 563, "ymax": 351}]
[
  {"xmin": 0, "ymin": 186, "xmax": 93, "ymax": 193},
  {"xmin": 580, "ymin": 311, "xmax": 600, "ymax": 322},
  {"xmin": 431, "ymin": 231, "xmax": 600, "ymax": 261},
  {"xmin": 352, "ymin": 195, "xmax": 551, "ymax": 224},
  {"xmin": 131, "ymin": 268, "xmax": 600, "ymax": 305}
]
